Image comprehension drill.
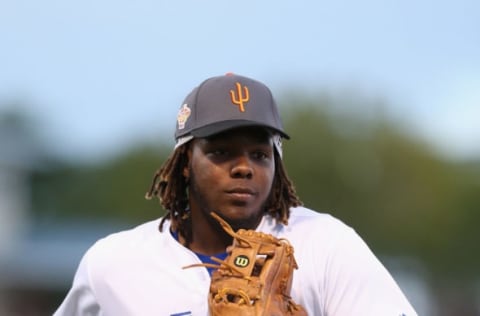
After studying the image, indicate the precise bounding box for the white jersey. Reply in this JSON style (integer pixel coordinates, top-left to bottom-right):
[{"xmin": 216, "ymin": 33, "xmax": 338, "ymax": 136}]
[{"xmin": 54, "ymin": 207, "xmax": 417, "ymax": 316}]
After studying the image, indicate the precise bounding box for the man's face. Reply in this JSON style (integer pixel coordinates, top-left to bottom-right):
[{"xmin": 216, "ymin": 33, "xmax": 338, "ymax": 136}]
[{"xmin": 186, "ymin": 126, "xmax": 275, "ymax": 230}]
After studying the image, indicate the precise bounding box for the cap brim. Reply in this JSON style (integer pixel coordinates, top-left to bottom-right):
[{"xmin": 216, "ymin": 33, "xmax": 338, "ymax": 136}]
[{"xmin": 189, "ymin": 120, "xmax": 290, "ymax": 139}]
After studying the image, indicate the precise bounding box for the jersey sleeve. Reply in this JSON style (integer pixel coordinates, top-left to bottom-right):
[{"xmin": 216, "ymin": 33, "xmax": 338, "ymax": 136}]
[
  {"xmin": 53, "ymin": 247, "xmax": 102, "ymax": 316},
  {"xmin": 322, "ymin": 225, "xmax": 418, "ymax": 316}
]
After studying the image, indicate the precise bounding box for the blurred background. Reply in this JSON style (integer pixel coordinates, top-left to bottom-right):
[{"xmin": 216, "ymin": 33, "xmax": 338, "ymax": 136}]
[{"xmin": 1, "ymin": 1, "xmax": 479, "ymax": 315}]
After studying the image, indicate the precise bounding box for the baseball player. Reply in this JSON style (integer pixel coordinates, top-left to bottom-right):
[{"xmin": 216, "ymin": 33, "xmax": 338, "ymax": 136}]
[{"xmin": 54, "ymin": 73, "xmax": 417, "ymax": 315}]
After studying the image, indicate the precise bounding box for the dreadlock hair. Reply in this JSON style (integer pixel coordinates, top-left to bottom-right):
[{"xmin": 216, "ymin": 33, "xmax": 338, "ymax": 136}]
[
  {"xmin": 266, "ymin": 149, "xmax": 303, "ymax": 224},
  {"xmin": 145, "ymin": 141, "xmax": 303, "ymax": 244}
]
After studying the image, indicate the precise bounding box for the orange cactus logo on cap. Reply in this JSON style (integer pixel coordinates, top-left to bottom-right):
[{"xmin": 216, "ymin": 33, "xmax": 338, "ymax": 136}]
[{"xmin": 230, "ymin": 82, "xmax": 249, "ymax": 112}]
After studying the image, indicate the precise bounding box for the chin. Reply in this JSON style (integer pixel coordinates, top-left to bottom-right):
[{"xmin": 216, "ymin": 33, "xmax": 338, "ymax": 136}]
[{"xmin": 215, "ymin": 209, "xmax": 260, "ymax": 231}]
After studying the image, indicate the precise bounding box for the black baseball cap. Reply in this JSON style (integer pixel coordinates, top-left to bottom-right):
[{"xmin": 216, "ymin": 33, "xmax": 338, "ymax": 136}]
[{"xmin": 174, "ymin": 73, "xmax": 289, "ymax": 148}]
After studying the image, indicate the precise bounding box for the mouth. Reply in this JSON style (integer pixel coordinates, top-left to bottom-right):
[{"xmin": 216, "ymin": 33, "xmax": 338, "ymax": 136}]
[{"xmin": 225, "ymin": 187, "xmax": 256, "ymax": 201}]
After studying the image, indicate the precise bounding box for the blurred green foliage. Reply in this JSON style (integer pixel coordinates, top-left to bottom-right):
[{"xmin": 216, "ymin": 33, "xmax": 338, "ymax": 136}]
[
  {"xmin": 31, "ymin": 147, "xmax": 169, "ymax": 222},
  {"xmin": 14, "ymin": 96, "xmax": 479, "ymax": 287},
  {"xmin": 280, "ymin": 99, "xmax": 480, "ymax": 281}
]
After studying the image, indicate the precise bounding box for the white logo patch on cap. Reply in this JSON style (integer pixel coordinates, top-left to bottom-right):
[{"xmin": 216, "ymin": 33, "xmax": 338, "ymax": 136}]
[
  {"xmin": 177, "ymin": 104, "xmax": 191, "ymax": 130},
  {"xmin": 272, "ymin": 134, "xmax": 283, "ymax": 158}
]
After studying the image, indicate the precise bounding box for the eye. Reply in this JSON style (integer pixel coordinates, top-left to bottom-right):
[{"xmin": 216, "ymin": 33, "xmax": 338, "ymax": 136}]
[
  {"xmin": 211, "ymin": 148, "xmax": 228, "ymax": 157},
  {"xmin": 213, "ymin": 150, "xmax": 224, "ymax": 156},
  {"xmin": 251, "ymin": 150, "xmax": 270, "ymax": 161}
]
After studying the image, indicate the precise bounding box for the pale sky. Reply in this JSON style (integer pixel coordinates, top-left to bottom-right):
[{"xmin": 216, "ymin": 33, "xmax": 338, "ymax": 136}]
[{"xmin": 1, "ymin": 0, "xmax": 479, "ymax": 162}]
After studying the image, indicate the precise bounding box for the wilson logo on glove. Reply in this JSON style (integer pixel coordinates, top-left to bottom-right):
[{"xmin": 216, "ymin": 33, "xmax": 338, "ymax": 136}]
[{"xmin": 234, "ymin": 255, "xmax": 250, "ymax": 268}]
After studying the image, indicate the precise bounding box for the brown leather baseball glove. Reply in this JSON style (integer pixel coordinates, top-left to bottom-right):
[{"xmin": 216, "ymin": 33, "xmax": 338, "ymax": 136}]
[{"xmin": 189, "ymin": 212, "xmax": 307, "ymax": 316}]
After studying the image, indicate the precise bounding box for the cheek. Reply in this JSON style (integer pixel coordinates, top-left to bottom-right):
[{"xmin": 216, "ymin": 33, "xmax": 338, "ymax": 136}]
[
  {"xmin": 191, "ymin": 159, "xmax": 222, "ymax": 185},
  {"xmin": 258, "ymin": 164, "xmax": 275, "ymax": 193}
]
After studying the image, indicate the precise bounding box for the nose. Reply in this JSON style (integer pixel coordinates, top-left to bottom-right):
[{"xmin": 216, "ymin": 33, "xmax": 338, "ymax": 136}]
[{"xmin": 230, "ymin": 154, "xmax": 253, "ymax": 179}]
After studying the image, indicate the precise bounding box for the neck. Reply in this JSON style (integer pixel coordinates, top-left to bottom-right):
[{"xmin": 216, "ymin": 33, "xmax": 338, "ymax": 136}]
[{"xmin": 181, "ymin": 210, "xmax": 233, "ymax": 256}]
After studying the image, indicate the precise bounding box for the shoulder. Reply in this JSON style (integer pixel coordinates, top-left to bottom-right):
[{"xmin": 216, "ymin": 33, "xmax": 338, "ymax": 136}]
[
  {"xmin": 82, "ymin": 218, "xmax": 167, "ymax": 273},
  {"xmin": 259, "ymin": 206, "xmax": 356, "ymax": 251},
  {"xmin": 262, "ymin": 208, "xmax": 417, "ymax": 315},
  {"xmin": 288, "ymin": 206, "xmax": 344, "ymax": 225},
  {"xmin": 286, "ymin": 206, "xmax": 355, "ymax": 238},
  {"xmin": 286, "ymin": 206, "xmax": 376, "ymax": 256},
  {"xmin": 93, "ymin": 218, "xmax": 163, "ymax": 250}
]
